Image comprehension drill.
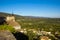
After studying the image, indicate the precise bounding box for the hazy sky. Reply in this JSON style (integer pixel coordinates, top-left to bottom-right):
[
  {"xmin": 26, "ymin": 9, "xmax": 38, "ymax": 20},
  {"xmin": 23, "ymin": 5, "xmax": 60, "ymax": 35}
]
[{"xmin": 0, "ymin": 0, "xmax": 60, "ymax": 18}]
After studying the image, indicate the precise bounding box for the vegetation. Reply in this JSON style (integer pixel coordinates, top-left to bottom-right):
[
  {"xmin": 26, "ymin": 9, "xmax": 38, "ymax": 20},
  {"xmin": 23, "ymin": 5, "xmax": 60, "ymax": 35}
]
[
  {"xmin": 0, "ymin": 24, "xmax": 15, "ymax": 33},
  {"xmin": 0, "ymin": 12, "xmax": 60, "ymax": 40},
  {"xmin": 18, "ymin": 18, "xmax": 60, "ymax": 33}
]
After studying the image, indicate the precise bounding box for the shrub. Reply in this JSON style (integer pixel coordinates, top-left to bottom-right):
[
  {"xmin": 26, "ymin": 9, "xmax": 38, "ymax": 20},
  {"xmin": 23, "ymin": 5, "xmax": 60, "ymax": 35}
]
[{"xmin": 0, "ymin": 24, "xmax": 15, "ymax": 33}]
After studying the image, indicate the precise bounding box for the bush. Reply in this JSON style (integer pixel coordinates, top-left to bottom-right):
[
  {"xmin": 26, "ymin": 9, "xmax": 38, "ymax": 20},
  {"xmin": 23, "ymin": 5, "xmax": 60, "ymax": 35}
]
[{"xmin": 0, "ymin": 24, "xmax": 15, "ymax": 33}]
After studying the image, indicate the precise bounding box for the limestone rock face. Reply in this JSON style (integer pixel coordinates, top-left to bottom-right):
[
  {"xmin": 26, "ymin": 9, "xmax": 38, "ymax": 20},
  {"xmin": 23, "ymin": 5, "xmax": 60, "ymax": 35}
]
[{"xmin": 0, "ymin": 30, "xmax": 16, "ymax": 40}]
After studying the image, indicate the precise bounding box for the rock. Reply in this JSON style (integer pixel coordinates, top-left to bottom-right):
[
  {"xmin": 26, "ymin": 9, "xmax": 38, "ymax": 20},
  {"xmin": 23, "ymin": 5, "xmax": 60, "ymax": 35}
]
[
  {"xmin": 0, "ymin": 30, "xmax": 16, "ymax": 40},
  {"xmin": 0, "ymin": 17, "xmax": 6, "ymax": 25}
]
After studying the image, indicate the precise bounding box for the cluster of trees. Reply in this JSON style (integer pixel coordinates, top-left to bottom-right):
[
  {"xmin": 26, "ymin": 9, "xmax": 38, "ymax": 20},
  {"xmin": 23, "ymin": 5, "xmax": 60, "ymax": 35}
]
[
  {"xmin": 16, "ymin": 18, "xmax": 60, "ymax": 40},
  {"xmin": 17, "ymin": 18, "xmax": 60, "ymax": 32}
]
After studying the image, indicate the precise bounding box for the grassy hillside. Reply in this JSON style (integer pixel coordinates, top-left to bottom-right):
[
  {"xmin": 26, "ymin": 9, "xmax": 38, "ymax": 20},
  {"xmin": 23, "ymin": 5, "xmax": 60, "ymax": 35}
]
[
  {"xmin": 0, "ymin": 12, "xmax": 60, "ymax": 40},
  {"xmin": 0, "ymin": 12, "xmax": 60, "ymax": 32}
]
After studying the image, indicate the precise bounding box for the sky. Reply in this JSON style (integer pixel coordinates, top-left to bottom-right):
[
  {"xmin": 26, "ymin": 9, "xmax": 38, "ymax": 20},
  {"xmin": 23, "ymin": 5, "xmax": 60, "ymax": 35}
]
[{"xmin": 0, "ymin": 0, "xmax": 60, "ymax": 18}]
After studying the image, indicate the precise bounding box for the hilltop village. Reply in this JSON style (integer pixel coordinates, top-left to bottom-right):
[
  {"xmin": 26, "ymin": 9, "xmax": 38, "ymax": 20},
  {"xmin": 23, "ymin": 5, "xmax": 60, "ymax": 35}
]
[
  {"xmin": 0, "ymin": 13, "xmax": 60, "ymax": 40},
  {"xmin": 0, "ymin": 14, "xmax": 21, "ymax": 30}
]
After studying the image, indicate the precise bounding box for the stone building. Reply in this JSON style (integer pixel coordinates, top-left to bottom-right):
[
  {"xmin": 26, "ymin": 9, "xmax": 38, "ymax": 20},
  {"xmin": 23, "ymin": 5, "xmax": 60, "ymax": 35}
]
[
  {"xmin": 6, "ymin": 14, "xmax": 21, "ymax": 30},
  {"xmin": 6, "ymin": 15, "xmax": 15, "ymax": 22}
]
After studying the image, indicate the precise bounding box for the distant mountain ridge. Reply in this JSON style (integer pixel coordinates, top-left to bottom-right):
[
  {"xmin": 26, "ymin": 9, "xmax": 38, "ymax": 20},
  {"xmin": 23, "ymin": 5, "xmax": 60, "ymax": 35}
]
[
  {"xmin": 0, "ymin": 12, "xmax": 21, "ymax": 17},
  {"xmin": 0, "ymin": 12, "xmax": 42, "ymax": 19},
  {"xmin": 0, "ymin": 12, "xmax": 25, "ymax": 19},
  {"xmin": 0, "ymin": 12, "xmax": 60, "ymax": 19}
]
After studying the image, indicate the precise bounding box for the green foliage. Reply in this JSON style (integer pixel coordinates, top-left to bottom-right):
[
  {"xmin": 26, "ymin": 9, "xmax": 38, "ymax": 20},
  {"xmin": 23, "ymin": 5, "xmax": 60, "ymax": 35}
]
[
  {"xmin": 19, "ymin": 18, "xmax": 60, "ymax": 32},
  {"xmin": 0, "ymin": 24, "xmax": 15, "ymax": 33},
  {"xmin": 27, "ymin": 31, "xmax": 36, "ymax": 40}
]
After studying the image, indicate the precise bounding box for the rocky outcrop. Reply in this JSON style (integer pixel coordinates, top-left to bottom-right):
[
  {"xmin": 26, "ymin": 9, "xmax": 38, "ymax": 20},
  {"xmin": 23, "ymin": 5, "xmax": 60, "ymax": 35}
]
[
  {"xmin": 0, "ymin": 17, "xmax": 6, "ymax": 25},
  {"xmin": 0, "ymin": 30, "xmax": 16, "ymax": 40}
]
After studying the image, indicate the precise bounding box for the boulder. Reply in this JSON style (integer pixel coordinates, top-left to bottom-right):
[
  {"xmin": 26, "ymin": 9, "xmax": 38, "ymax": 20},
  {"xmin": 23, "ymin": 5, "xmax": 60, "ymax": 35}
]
[{"xmin": 0, "ymin": 30, "xmax": 16, "ymax": 40}]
